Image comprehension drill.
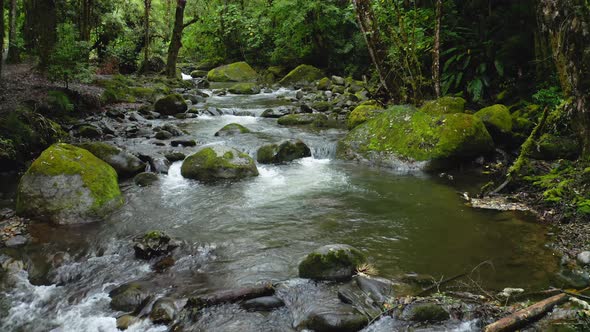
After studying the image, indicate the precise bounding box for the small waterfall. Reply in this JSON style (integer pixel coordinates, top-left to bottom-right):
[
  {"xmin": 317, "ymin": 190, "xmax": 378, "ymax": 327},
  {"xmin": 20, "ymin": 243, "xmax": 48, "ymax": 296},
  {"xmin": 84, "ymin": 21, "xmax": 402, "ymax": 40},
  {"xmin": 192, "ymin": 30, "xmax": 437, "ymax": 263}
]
[{"xmin": 310, "ymin": 141, "xmax": 338, "ymax": 160}]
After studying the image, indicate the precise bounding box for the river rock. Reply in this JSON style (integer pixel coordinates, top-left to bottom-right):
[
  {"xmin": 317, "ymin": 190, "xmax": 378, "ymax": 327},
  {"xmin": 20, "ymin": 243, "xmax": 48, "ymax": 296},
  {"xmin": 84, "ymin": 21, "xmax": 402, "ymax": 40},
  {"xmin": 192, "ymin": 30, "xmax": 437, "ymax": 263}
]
[
  {"xmin": 577, "ymin": 251, "xmax": 590, "ymax": 265},
  {"xmin": 277, "ymin": 113, "xmax": 328, "ymax": 127},
  {"xmin": 317, "ymin": 77, "xmax": 332, "ymax": 91},
  {"xmin": 149, "ymin": 297, "xmax": 177, "ymax": 324},
  {"xmin": 419, "ymin": 96, "xmax": 466, "ymax": 115},
  {"xmin": 241, "ymin": 296, "xmax": 285, "ymax": 311},
  {"xmin": 76, "ymin": 142, "xmax": 145, "ymax": 178},
  {"xmin": 165, "ymin": 151, "xmax": 186, "ymax": 162},
  {"xmin": 337, "ymin": 283, "xmax": 383, "ymax": 318},
  {"xmin": 116, "ymin": 315, "xmax": 141, "ymax": 330},
  {"xmin": 332, "ymin": 76, "xmax": 345, "ymax": 86},
  {"xmin": 299, "ymin": 244, "xmax": 367, "ymax": 281},
  {"xmin": 355, "ymin": 274, "xmax": 394, "ymax": 304},
  {"xmin": 181, "ymin": 145, "xmax": 259, "ymax": 182},
  {"xmin": 155, "ymin": 130, "xmax": 173, "ymax": 140},
  {"xmin": 133, "ymin": 230, "xmax": 180, "ymax": 260},
  {"xmin": 257, "ymin": 140, "xmax": 311, "ymax": 164},
  {"xmin": 154, "ymin": 94, "xmax": 188, "ymax": 116},
  {"xmin": 228, "ymin": 83, "xmax": 261, "ymax": 95},
  {"xmin": 402, "ymin": 302, "xmax": 449, "ymax": 323},
  {"xmin": 77, "ymin": 125, "xmax": 102, "ymax": 138},
  {"xmin": 337, "ymin": 107, "xmax": 494, "ymax": 170},
  {"xmin": 279, "ymin": 64, "xmax": 323, "ymax": 86},
  {"xmin": 300, "ymin": 304, "xmax": 368, "ymax": 332},
  {"xmin": 347, "ymin": 103, "xmax": 384, "ymax": 129},
  {"xmin": 16, "ymin": 144, "xmax": 123, "ymax": 225},
  {"xmin": 214, "ymin": 123, "xmax": 252, "ymax": 137},
  {"xmin": 171, "ymin": 139, "xmax": 197, "ymax": 147},
  {"xmin": 190, "ymin": 70, "xmax": 208, "ymax": 78},
  {"xmin": 149, "ymin": 157, "xmax": 171, "ymax": 174},
  {"xmin": 134, "ymin": 172, "xmax": 159, "ymax": 187},
  {"xmin": 207, "ymin": 62, "xmax": 257, "ymax": 82},
  {"xmin": 109, "ymin": 281, "xmax": 153, "ymax": 312},
  {"xmin": 261, "ymin": 108, "xmax": 289, "ymax": 118},
  {"xmin": 474, "ymin": 104, "xmax": 513, "ymax": 142}
]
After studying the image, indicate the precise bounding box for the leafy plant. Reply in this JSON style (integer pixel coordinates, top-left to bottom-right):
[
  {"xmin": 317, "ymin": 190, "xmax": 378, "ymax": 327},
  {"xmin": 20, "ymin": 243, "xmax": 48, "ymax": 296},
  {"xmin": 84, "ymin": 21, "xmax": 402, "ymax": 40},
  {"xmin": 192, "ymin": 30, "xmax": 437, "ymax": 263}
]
[
  {"xmin": 532, "ymin": 86, "xmax": 563, "ymax": 108},
  {"xmin": 48, "ymin": 23, "xmax": 93, "ymax": 89}
]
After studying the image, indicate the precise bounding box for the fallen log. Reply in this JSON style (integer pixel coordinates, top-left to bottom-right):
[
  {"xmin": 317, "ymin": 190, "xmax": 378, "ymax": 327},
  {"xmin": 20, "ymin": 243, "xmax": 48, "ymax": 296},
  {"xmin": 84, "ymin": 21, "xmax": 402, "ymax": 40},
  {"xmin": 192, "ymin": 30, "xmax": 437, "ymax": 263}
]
[
  {"xmin": 484, "ymin": 293, "xmax": 568, "ymax": 332},
  {"xmin": 186, "ymin": 283, "xmax": 275, "ymax": 308}
]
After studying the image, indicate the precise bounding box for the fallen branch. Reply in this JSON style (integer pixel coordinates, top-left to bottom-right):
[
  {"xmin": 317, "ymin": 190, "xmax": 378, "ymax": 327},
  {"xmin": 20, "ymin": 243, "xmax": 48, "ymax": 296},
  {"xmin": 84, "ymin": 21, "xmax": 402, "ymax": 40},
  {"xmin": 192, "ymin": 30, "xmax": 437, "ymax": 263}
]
[
  {"xmin": 417, "ymin": 272, "xmax": 467, "ymax": 296},
  {"xmin": 483, "ymin": 293, "xmax": 568, "ymax": 332},
  {"xmin": 187, "ymin": 283, "xmax": 275, "ymax": 308}
]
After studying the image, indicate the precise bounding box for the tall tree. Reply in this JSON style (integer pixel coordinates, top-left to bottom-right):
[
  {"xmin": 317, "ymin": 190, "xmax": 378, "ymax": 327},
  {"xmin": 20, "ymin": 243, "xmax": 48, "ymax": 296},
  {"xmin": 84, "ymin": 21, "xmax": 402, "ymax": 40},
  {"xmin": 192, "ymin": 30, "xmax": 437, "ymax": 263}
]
[
  {"xmin": 538, "ymin": 0, "xmax": 590, "ymax": 158},
  {"xmin": 79, "ymin": 0, "xmax": 93, "ymax": 41},
  {"xmin": 432, "ymin": 0, "xmax": 442, "ymax": 98},
  {"xmin": 144, "ymin": 0, "xmax": 152, "ymax": 62},
  {"xmin": 7, "ymin": 0, "xmax": 19, "ymax": 63},
  {"xmin": 165, "ymin": 0, "xmax": 199, "ymax": 78},
  {"xmin": 0, "ymin": 0, "xmax": 4, "ymax": 79}
]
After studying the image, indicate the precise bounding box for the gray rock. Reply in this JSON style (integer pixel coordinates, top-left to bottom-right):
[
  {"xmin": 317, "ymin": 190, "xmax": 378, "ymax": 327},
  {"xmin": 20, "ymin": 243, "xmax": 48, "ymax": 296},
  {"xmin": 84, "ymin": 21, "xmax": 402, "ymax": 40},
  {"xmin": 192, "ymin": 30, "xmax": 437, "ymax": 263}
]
[
  {"xmin": 261, "ymin": 108, "xmax": 289, "ymax": 118},
  {"xmin": 134, "ymin": 172, "xmax": 159, "ymax": 187},
  {"xmin": 149, "ymin": 297, "xmax": 177, "ymax": 324},
  {"xmin": 109, "ymin": 281, "xmax": 153, "ymax": 312},
  {"xmin": 150, "ymin": 157, "xmax": 171, "ymax": 174},
  {"xmin": 332, "ymin": 76, "xmax": 345, "ymax": 86},
  {"xmin": 171, "ymin": 140, "xmax": 197, "ymax": 147},
  {"xmin": 165, "ymin": 152, "xmax": 186, "ymax": 162},
  {"xmin": 257, "ymin": 140, "xmax": 311, "ymax": 164},
  {"xmin": 133, "ymin": 230, "xmax": 180, "ymax": 260},
  {"xmin": 402, "ymin": 302, "xmax": 449, "ymax": 323},
  {"xmin": 5, "ymin": 235, "xmax": 29, "ymax": 247},
  {"xmin": 577, "ymin": 251, "xmax": 590, "ymax": 265},
  {"xmin": 181, "ymin": 145, "xmax": 259, "ymax": 182},
  {"xmin": 155, "ymin": 130, "xmax": 173, "ymax": 140},
  {"xmin": 214, "ymin": 123, "xmax": 251, "ymax": 137},
  {"xmin": 116, "ymin": 315, "xmax": 140, "ymax": 330},
  {"xmin": 241, "ymin": 296, "xmax": 285, "ymax": 311},
  {"xmin": 298, "ymin": 244, "xmax": 367, "ymax": 281},
  {"xmin": 355, "ymin": 275, "xmax": 394, "ymax": 304},
  {"xmin": 300, "ymin": 304, "xmax": 368, "ymax": 332},
  {"xmin": 76, "ymin": 142, "xmax": 146, "ymax": 178}
]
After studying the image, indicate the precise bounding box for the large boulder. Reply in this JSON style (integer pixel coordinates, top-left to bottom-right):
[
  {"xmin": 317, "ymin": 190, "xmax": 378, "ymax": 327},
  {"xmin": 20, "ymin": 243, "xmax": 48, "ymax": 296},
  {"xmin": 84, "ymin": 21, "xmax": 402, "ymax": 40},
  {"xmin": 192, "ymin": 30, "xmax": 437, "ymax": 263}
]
[
  {"xmin": 419, "ymin": 96, "xmax": 466, "ymax": 115},
  {"xmin": 298, "ymin": 244, "xmax": 367, "ymax": 281},
  {"xmin": 16, "ymin": 144, "xmax": 123, "ymax": 225},
  {"xmin": 77, "ymin": 142, "xmax": 145, "ymax": 178},
  {"xmin": 154, "ymin": 94, "xmax": 188, "ymax": 116},
  {"xmin": 228, "ymin": 83, "xmax": 261, "ymax": 95},
  {"xmin": 279, "ymin": 65, "xmax": 324, "ymax": 86},
  {"xmin": 474, "ymin": 104, "xmax": 513, "ymax": 141},
  {"xmin": 207, "ymin": 62, "xmax": 257, "ymax": 82},
  {"xmin": 257, "ymin": 140, "xmax": 311, "ymax": 164},
  {"xmin": 214, "ymin": 123, "xmax": 252, "ymax": 137},
  {"xmin": 337, "ymin": 108, "xmax": 494, "ymax": 170},
  {"xmin": 181, "ymin": 145, "xmax": 259, "ymax": 182},
  {"xmin": 346, "ymin": 104, "xmax": 384, "ymax": 129}
]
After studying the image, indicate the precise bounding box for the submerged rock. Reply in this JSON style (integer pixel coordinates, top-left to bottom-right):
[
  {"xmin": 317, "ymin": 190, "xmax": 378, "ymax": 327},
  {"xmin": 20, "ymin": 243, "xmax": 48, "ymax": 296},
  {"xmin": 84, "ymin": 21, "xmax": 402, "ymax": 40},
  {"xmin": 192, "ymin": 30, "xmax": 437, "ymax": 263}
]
[
  {"xmin": 134, "ymin": 172, "xmax": 159, "ymax": 187},
  {"xmin": 207, "ymin": 62, "xmax": 257, "ymax": 82},
  {"xmin": 109, "ymin": 281, "xmax": 153, "ymax": 312},
  {"xmin": 256, "ymin": 140, "xmax": 311, "ymax": 164},
  {"xmin": 133, "ymin": 230, "xmax": 180, "ymax": 260},
  {"xmin": 228, "ymin": 83, "xmax": 261, "ymax": 95},
  {"xmin": 299, "ymin": 244, "xmax": 367, "ymax": 281},
  {"xmin": 419, "ymin": 96, "xmax": 466, "ymax": 115},
  {"xmin": 181, "ymin": 145, "xmax": 259, "ymax": 182},
  {"xmin": 279, "ymin": 65, "xmax": 324, "ymax": 86},
  {"xmin": 154, "ymin": 94, "xmax": 188, "ymax": 116},
  {"xmin": 16, "ymin": 143, "xmax": 123, "ymax": 225},
  {"xmin": 337, "ymin": 107, "xmax": 494, "ymax": 170},
  {"xmin": 76, "ymin": 142, "xmax": 145, "ymax": 178},
  {"xmin": 214, "ymin": 123, "xmax": 252, "ymax": 137}
]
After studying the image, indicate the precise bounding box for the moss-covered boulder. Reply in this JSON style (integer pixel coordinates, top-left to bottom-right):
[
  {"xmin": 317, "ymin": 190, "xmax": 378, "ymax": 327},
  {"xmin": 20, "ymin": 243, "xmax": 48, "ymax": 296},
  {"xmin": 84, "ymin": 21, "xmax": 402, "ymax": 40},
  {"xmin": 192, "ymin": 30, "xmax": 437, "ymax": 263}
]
[
  {"xmin": 527, "ymin": 134, "xmax": 579, "ymax": 160},
  {"xmin": 154, "ymin": 94, "xmax": 188, "ymax": 116},
  {"xmin": 419, "ymin": 97, "xmax": 466, "ymax": 115},
  {"xmin": 277, "ymin": 113, "xmax": 328, "ymax": 127},
  {"xmin": 403, "ymin": 303, "xmax": 449, "ymax": 323},
  {"xmin": 181, "ymin": 145, "xmax": 259, "ymax": 182},
  {"xmin": 190, "ymin": 70, "xmax": 208, "ymax": 78},
  {"xmin": 337, "ymin": 107, "xmax": 494, "ymax": 170},
  {"xmin": 228, "ymin": 83, "xmax": 261, "ymax": 95},
  {"xmin": 77, "ymin": 142, "xmax": 145, "ymax": 178},
  {"xmin": 214, "ymin": 123, "xmax": 252, "ymax": 137},
  {"xmin": 299, "ymin": 244, "xmax": 367, "ymax": 281},
  {"xmin": 257, "ymin": 140, "xmax": 311, "ymax": 164},
  {"xmin": 279, "ymin": 65, "xmax": 324, "ymax": 86},
  {"xmin": 311, "ymin": 101, "xmax": 331, "ymax": 113},
  {"xmin": 16, "ymin": 143, "xmax": 123, "ymax": 225},
  {"xmin": 347, "ymin": 104, "xmax": 384, "ymax": 129},
  {"xmin": 134, "ymin": 172, "xmax": 159, "ymax": 187},
  {"xmin": 317, "ymin": 77, "xmax": 332, "ymax": 90},
  {"xmin": 207, "ymin": 62, "xmax": 257, "ymax": 82},
  {"xmin": 474, "ymin": 104, "xmax": 513, "ymax": 141}
]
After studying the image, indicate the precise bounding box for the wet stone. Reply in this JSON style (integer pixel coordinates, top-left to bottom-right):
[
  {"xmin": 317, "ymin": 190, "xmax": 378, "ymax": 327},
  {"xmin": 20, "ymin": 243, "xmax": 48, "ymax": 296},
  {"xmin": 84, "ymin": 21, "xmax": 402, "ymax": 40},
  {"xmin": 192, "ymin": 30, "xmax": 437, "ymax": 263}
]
[
  {"xmin": 241, "ymin": 296, "xmax": 285, "ymax": 311},
  {"xmin": 109, "ymin": 281, "xmax": 153, "ymax": 312},
  {"xmin": 133, "ymin": 231, "xmax": 180, "ymax": 260},
  {"xmin": 149, "ymin": 297, "xmax": 178, "ymax": 324},
  {"xmin": 300, "ymin": 304, "xmax": 368, "ymax": 332}
]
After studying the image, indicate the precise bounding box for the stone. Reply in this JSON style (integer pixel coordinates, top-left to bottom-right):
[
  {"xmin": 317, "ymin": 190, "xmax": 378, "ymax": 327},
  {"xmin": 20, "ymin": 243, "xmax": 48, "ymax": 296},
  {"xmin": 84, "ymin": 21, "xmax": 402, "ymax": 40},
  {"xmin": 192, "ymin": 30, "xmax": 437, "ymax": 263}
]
[
  {"xmin": 261, "ymin": 109, "xmax": 289, "ymax": 118},
  {"xmin": 346, "ymin": 104, "xmax": 384, "ymax": 129},
  {"xmin": 133, "ymin": 230, "xmax": 179, "ymax": 260},
  {"xmin": 279, "ymin": 65, "xmax": 324, "ymax": 86},
  {"xmin": 214, "ymin": 123, "xmax": 252, "ymax": 137},
  {"xmin": 171, "ymin": 139, "xmax": 197, "ymax": 147},
  {"xmin": 165, "ymin": 152, "xmax": 186, "ymax": 162},
  {"xmin": 16, "ymin": 144, "xmax": 123, "ymax": 225},
  {"xmin": 474, "ymin": 104, "xmax": 513, "ymax": 141},
  {"xmin": 402, "ymin": 302, "xmax": 449, "ymax": 323},
  {"xmin": 149, "ymin": 298, "xmax": 177, "ymax": 324},
  {"xmin": 181, "ymin": 145, "xmax": 259, "ymax": 182},
  {"xmin": 78, "ymin": 125, "xmax": 102, "ymax": 138},
  {"xmin": 109, "ymin": 281, "xmax": 153, "ymax": 312},
  {"xmin": 577, "ymin": 251, "xmax": 590, "ymax": 265},
  {"xmin": 317, "ymin": 77, "xmax": 332, "ymax": 90},
  {"xmin": 420, "ymin": 97, "xmax": 466, "ymax": 115},
  {"xmin": 154, "ymin": 94, "xmax": 188, "ymax": 116},
  {"xmin": 134, "ymin": 172, "xmax": 159, "ymax": 187},
  {"xmin": 228, "ymin": 83, "xmax": 261, "ymax": 95},
  {"xmin": 277, "ymin": 113, "xmax": 328, "ymax": 127},
  {"xmin": 76, "ymin": 142, "xmax": 145, "ymax": 178},
  {"xmin": 155, "ymin": 130, "xmax": 173, "ymax": 140},
  {"xmin": 190, "ymin": 70, "xmax": 208, "ymax": 78},
  {"xmin": 299, "ymin": 244, "xmax": 367, "ymax": 281},
  {"xmin": 300, "ymin": 305, "xmax": 368, "ymax": 332},
  {"xmin": 332, "ymin": 76, "xmax": 345, "ymax": 86},
  {"xmin": 207, "ymin": 62, "xmax": 258, "ymax": 82},
  {"xmin": 241, "ymin": 296, "xmax": 285, "ymax": 311},
  {"xmin": 116, "ymin": 315, "xmax": 140, "ymax": 330},
  {"xmin": 257, "ymin": 140, "xmax": 311, "ymax": 164}
]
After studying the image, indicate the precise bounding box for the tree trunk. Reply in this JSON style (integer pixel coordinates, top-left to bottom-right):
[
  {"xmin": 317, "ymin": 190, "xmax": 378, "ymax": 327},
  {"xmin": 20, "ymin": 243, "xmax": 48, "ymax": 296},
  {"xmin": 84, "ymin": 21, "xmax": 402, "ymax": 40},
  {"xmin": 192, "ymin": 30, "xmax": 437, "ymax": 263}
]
[
  {"xmin": 1, "ymin": 0, "xmax": 5, "ymax": 80},
  {"xmin": 7, "ymin": 0, "xmax": 19, "ymax": 63},
  {"xmin": 80, "ymin": 0, "xmax": 92, "ymax": 41},
  {"xmin": 352, "ymin": 0, "xmax": 394, "ymax": 99},
  {"xmin": 432, "ymin": 0, "xmax": 442, "ymax": 98},
  {"xmin": 538, "ymin": 0, "xmax": 590, "ymax": 159},
  {"xmin": 38, "ymin": 0, "xmax": 56, "ymax": 69},
  {"xmin": 165, "ymin": 0, "xmax": 187, "ymax": 78},
  {"xmin": 144, "ymin": 0, "xmax": 152, "ymax": 62}
]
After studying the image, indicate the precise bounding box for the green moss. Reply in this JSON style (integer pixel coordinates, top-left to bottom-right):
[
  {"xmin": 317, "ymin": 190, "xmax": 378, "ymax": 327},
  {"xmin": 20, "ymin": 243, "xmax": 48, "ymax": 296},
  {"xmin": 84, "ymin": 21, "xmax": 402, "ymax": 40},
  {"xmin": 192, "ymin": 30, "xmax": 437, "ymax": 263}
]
[
  {"xmin": 257, "ymin": 140, "xmax": 311, "ymax": 164},
  {"xmin": 180, "ymin": 146, "xmax": 259, "ymax": 182},
  {"xmin": 0, "ymin": 138, "xmax": 17, "ymax": 162},
  {"xmin": 311, "ymin": 101, "xmax": 331, "ymax": 112},
  {"xmin": 207, "ymin": 62, "xmax": 257, "ymax": 82},
  {"xmin": 215, "ymin": 123, "xmax": 251, "ymax": 136},
  {"xmin": 97, "ymin": 75, "xmax": 137, "ymax": 104},
  {"xmin": 46, "ymin": 90, "xmax": 74, "ymax": 113},
  {"xmin": 228, "ymin": 83, "xmax": 260, "ymax": 95},
  {"xmin": 317, "ymin": 77, "xmax": 332, "ymax": 90},
  {"xmin": 527, "ymin": 134, "xmax": 579, "ymax": 160},
  {"xmin": 76, "ymin": 142, "xmax": 119, "ymax": 158},
  {"xmin": 190, "ymin": 70, "xmax": 208, "ymax": 78},
  {"xmin": 257, "ymin": 144, "xmax": 278, "ymax": 164},
  {"xmin": 279, "ymin": 65, "xmax": 324, "ymax": 86},
  {"xmin": 419, "ymin": 97, "xmax": 466, "ymax": 115},
  {"xmin": 17, "ymin": 143, "xmax": 123, "ymax": 215},
  {"xmin": 154, "ymin": 94, "xmax": 188, "ymax": 116},
  {"xmin": 298, "ymin": 245, "xmax": 367, "ymax": 281},
  {"xmin": 474, "ymin": 104, "xmax": 513, "ymax": 136},
  {"xmin": 346, "ymin": 104, "xmax": 384, "ymax": 129},
  {"xmin": 406, "ymin": 303, "xmax": 449, "ymax": 322}
]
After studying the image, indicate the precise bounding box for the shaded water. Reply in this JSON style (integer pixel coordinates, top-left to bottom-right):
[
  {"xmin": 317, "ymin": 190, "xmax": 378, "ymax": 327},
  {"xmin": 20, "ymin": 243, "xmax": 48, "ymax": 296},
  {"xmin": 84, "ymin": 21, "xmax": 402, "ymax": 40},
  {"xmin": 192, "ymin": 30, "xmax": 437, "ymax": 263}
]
[{"xmin": 0, "ymin": 84, "xmax": 558, "ymax": 331}]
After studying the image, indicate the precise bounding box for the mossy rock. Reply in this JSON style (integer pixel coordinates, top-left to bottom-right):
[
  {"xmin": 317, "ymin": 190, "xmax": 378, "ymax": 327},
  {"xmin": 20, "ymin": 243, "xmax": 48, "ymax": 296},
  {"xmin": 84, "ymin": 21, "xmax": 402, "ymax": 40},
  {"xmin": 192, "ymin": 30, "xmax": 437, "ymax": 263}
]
[
  {"xmin": 154, "ymin": 94, "xmax": 188, "ymax": 116},
  {"xmin": 214, "ymin": 123, "xmax": 252, "ymax": 137},
  {"xmin": 77, "ymin": 125, "xmax": 102, "ymax": 138},
  {"xmin": 346, "ymin": 104, "xmax": 384, "ymax": 129},
  {"xmin": 474, "ymin": 104, "xmax": 513, "ymax": 141},
  {"xmin": 228, "ymin": 83, "xmax": 261, "ymax": 95},
  {"xmin": 403, "ymin": 303, "xmax": 449, "ymax": 323},
  {"xmin": 207, "ymin": 62, "xmax": 257, "ymax": 82},
  {"xmin": 419, "ymin": 97, "xmax": 466, "ymax": 115},
  {"xmin": 267, "ymin": 66, "xmax": 286, "ymax": 77},
  {"xmin": 76, "ymin": 142, "xmax": 145, "ymax": 178},
  {"xmin": 337, "ymin": 107, "xmax": 494, "ymax": 170},
  {"xmin": 16, "ymin": 143, "xmax": 124, "ymax": 225},
  {"xmin": 279, "ymin": 65, "xmax": 324, "ymax": 86},
  {"xmin": 190, "ymin": 70, "xmax": 208, "ymax": 78},
  {"xmin": 139, "ymin": 56, "xmax": 166, "ymax": 74},
  {"xmin": 180, "ymin": 145, "xmax": 259, "ymax": 182},
  {"xmin": 134, "ymin": 172, "xmax": 159, "ymax": 187},
  {"xmin": 277, "ymin": 113, "xmax": 329, "ymax": 127},
  {"xmin": 317, "ymin": 77, "xmax": 332, "ymax": 90},
  {"xmin": 299, "ymin": 244, "xmax": 367, "ymax": 281},
  {"xmin": 302, "ymin": 305, "xmax": 368, "ymax": 332},
  {"xmin": 257, "ymin": 140, "xmax": 311, "ymax": 164},
  {"xmin": 527, "ymin": 134, "xmax": 580, "ymax": 160}
]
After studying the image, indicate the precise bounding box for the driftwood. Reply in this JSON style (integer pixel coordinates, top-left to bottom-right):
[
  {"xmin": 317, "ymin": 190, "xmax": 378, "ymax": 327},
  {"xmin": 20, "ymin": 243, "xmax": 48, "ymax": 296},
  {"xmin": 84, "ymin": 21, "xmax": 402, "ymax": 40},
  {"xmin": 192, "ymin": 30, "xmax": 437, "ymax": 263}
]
[
  {"xmin": 484, "ymin": 293, "xmax": 568, "ymax": 332},
  {"xmin": 187, "ymin": 283, "xmax": 275, "ymax": 308}
]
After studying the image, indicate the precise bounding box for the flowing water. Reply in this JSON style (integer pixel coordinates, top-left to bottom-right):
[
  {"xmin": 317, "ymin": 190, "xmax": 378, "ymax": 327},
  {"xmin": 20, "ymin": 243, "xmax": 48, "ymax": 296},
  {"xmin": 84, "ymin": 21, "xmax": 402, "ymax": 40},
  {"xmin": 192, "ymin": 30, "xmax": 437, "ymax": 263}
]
[{"xmin": 0, "ymin": 83, "xmax": 559, "ymax": 331}]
